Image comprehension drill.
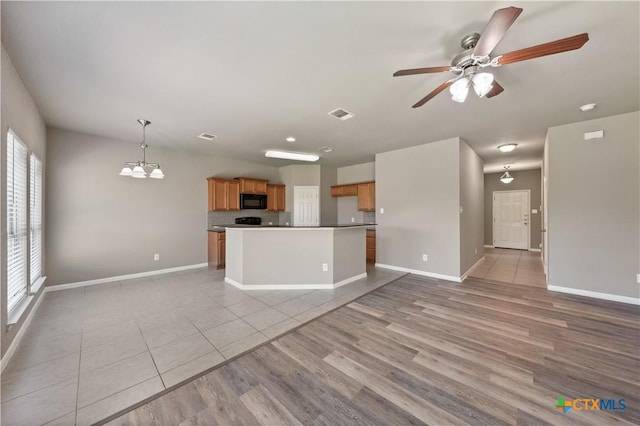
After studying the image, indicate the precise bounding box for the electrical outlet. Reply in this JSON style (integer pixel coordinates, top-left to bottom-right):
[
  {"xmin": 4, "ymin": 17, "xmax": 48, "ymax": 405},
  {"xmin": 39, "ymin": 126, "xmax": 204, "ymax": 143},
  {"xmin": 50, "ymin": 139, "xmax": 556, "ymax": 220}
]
[
  {"xmin": 380, "ymin": 208, "xmax": 384, "ymax": 214},
  {"xmin": 322, "ymin": 263, "xmax": 328, "ymax": 272},
  {"xmin": 351, "ymin": 217, "xmax": 355, "ymax": 222},
  {"xmin": 154, "ymin": 253, "xmax": 160, "ymax": 261},
  {"xmin": 475, "ymin": 248, "xmax": 477, "ymax": 255},
  {"xmin": 422, "ymin": 254, "xmax": 428, "ymax": 262}
]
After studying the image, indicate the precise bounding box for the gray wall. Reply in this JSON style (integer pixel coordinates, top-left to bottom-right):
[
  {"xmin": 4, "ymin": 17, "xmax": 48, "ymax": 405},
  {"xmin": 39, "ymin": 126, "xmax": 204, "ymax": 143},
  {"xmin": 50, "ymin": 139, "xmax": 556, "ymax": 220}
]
[
  {"xmin": 459, "ymin": 140, "xmax": 484, "ymax": 275},
  {"xmin": 46, "ymin": 127, "xmax": 281, "ymax": 286},
  {"xmin": 336, "ymin": 162, "xmax": 375, "ymax": 224},
  {"xmin": 376, "ymin": 138, "xmax": 461, "ymax": 278},
  {"xmin": 484, "ymin": 169, "xmax": 542, "ymax": 250},
  {"xmin": 547, "ymin": 111, "xmax": 639, "ymax": 299},
  {"xmin": 320, "ymin": 165, "xmax": 337, "ymax": 225},
  {"xmin": 1, "ymin": 45, "xmax": 47, "ymax": 357}
]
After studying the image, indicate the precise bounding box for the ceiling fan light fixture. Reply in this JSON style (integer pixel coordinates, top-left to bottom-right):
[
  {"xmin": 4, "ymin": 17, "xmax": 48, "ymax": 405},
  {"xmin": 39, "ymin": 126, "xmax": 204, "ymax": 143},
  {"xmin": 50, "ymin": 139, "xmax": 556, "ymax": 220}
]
[
  {"xmin": 472, "ymin": 72, "xmax": 494, "ymax": 97},
  {"xmin": 450, "ymin": 78, "xmax": 470, "ymax": 103},
  {"xmin": 498, "ymin": 143, "xmax": 518, "ymax": 152}
]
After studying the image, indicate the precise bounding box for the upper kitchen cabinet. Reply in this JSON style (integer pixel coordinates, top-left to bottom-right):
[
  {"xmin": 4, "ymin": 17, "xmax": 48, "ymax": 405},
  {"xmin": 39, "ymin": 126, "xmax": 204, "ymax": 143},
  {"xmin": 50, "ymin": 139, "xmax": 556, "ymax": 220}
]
[
  {"xmin": 235, "ymin": 177, "xmax": 268, "ymax": 194},
  {"xmin": 330, "ymin": 183, "xmax": 358, "ymax": 197},
  {"xmin": 357, "ymin": 182, "xmax": 375, "ymax": 212},
  {"xmin": 266, "ymin": 184, "xmax": 286, "ymax": 212},
  {"xmin": 207, "ymin": 177, "xmax": 240, "ymax": 211}
]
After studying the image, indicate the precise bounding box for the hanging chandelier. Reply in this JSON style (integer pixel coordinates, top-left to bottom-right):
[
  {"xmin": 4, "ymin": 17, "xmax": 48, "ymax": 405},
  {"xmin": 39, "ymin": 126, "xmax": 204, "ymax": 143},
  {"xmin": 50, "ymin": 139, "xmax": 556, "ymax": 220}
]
[
  {"xmin": 119, "ymin": 119, "xmax": 164, "ymax": 179},
  {"xmin": 500, "ymin": 165, "xmax": 514, "ymax": 184}
]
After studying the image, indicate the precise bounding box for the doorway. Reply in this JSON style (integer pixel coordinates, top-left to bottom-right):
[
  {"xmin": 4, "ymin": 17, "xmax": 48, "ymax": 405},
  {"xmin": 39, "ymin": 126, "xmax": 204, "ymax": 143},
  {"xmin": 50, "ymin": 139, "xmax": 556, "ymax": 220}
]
[
  {"xmin": 493, "ymin": 190, "xmax": 530, "ymax": 250},
  {"xmin": 293, "ymin": 186, "xmax": 319, "ymax": 226}
]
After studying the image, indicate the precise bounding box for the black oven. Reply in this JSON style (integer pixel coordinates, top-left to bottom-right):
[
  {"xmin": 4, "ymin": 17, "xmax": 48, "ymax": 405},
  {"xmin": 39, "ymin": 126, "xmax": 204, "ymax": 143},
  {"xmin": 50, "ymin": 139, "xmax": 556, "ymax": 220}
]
[{"xmin": 240, "ymin": 193, "xmax": 267, "ymax": 209}]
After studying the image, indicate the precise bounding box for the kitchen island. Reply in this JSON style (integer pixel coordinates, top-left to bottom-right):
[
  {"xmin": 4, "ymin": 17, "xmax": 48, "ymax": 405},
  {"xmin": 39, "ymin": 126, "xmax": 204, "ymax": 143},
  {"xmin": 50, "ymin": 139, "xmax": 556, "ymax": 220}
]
[{"xmin": 218, "ymin": 224, "xmax": 372, "ymax": 290}]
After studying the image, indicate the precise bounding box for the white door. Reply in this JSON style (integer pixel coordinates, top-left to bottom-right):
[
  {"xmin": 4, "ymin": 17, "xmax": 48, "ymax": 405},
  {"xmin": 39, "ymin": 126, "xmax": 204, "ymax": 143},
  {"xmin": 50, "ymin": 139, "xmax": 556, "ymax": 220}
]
[
  {"xmin": 493, "ymin": 190, "xmax": 530, "ymax": 250},
  {"xmin": 293, "ymin": 186, "xmax": 319, "ymax": 226}
]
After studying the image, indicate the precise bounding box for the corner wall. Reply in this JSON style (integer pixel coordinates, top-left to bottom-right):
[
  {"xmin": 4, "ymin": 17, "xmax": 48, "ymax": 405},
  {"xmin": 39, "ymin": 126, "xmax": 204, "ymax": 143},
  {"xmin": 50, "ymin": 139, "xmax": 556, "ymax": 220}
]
[
  {"xmin": 1, "ymin": 45, "xmax": 47, "ymax": 357},
  {"xmin": 375, "ymin": 138, "xmax": 461, "ymax": 278},
  {"xmin": 459, "ymin": 140, "xmax": 484, "ymax": 275},
  {"xmin": 547, "ymin": 111, "xmax": 639, "ymax": 300}
]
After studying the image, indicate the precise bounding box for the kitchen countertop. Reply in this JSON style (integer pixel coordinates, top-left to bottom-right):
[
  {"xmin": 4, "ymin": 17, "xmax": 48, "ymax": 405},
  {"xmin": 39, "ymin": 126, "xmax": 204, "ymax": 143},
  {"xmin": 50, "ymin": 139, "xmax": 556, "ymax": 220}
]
[{"xmin": 208, "ymin": 223, "xmax": 376, "ymax": 232}]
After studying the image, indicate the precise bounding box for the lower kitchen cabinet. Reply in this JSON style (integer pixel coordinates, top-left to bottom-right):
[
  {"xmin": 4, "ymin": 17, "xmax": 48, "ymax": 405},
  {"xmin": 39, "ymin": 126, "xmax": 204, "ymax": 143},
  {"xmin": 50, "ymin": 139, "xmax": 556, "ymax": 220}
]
[
  {"xmin": 208, "ymin": 231, "xmax": 225, "ymax": 269},
  {"xmin": 366, "ymin": 230, "xmax": 376, "ymax": 263}
]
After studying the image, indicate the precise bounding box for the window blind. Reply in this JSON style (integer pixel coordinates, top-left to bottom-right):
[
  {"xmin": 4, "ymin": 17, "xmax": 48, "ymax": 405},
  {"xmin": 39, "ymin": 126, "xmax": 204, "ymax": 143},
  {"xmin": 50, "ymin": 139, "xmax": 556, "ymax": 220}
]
[
  {"xmin": 7, "ymin": 130, "xmax": 28, "ymax": 313},
  {"xmin": 30, "ymin": 154, "xmax": 43, "ymax": 285}
]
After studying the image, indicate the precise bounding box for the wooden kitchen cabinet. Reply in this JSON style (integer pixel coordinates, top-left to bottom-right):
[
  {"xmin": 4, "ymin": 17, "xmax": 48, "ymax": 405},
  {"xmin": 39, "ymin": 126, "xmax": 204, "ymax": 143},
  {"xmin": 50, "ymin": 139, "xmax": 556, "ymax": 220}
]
[
  {"xmin": 366, "ymin": 230, "xmax": 376, "ymax": 263},
  {"xmin": 330, "ymin": 183, "xmax": 358, "ymax": 197},
  {"xmin": 235, "ymin": 177, "xmax": 268, "ymax": 194},
  {"xmin": 357, "ymin": 182, "xmax": 375, "ymax": 211},
  {"xmin": 207, "ymin": 178, "xmax": 240, "ymax": 211},
  {"xmin": 266, "ymin": 184, "xmax": 286, "ymax": 212},
  {"xmin": 208, "ymin": 231, "xmax": 226, "ymax": 269}
]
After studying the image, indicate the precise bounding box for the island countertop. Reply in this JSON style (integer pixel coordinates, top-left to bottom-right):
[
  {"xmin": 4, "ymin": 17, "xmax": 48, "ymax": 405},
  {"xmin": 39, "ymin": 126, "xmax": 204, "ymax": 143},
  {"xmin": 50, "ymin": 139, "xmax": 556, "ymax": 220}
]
[{"xmin": 209, "ymin": 223, "xmax": 376, "ymax": 232}]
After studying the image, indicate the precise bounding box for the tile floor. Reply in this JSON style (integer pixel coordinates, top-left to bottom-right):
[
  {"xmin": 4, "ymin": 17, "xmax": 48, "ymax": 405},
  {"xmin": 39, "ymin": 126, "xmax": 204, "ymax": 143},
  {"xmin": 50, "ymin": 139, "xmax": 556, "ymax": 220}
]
[
  {"xmin": 469, "ymin": 247, "xmax": 546, "ymax": 287},
  {"xmin": 1, "ymin": 266, "xmax": 405, "ymax": 426}
]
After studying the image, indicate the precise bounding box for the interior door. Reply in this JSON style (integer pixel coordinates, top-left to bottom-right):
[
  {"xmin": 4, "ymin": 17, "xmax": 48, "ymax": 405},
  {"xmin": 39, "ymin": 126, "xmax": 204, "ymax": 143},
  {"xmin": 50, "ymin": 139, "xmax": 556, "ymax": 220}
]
[
  {"xmin": 293, "ymin": 186, "xmax": 319, "ymax": 226},
  {"xmin": 493, "ymin": 190, "xmax": 530, "ymax": 250}
]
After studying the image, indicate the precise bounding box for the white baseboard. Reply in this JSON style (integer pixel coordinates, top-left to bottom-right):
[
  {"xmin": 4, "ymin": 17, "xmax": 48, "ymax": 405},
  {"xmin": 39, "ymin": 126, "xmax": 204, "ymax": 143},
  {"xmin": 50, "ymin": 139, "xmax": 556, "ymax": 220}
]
[
  {"xmin": 528, "ymin": 248, "xmax": 541, "ymax": 252},
  {"xmin": 484, "ymin": 245, "xmax": 494, "ymax": 248},
  {"xmin": 224, "ymin": 272, "xmax": 367, "ymax": 290},
  {"xmin": 375, "ymin": 263, "xmax": 461, "ymax": 283},
  {"xmin": 1, "ymin": 289, "xmax": 46, "ymax": 373},
  {"xmin": 548, "ymin": 285, "xmax": 640, "ymax": 305},
  {"xmin": 461, "ymin": 256, "xmax": 485, "ymax": 282},
  {"xmin": 47, "ymin": 263, "xmax": 209, "ymax": 292}
]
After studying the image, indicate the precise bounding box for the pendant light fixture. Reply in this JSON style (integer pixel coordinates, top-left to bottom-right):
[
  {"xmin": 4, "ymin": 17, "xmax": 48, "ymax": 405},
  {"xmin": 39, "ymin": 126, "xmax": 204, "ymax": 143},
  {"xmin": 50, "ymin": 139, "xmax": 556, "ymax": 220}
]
[
  {"xmin": 500, "ymin": 165, "xmax": 514, "ymax": 184},
  {"xmin": 119, "ymin": 119, "xmax": 164, "ymax": 179}
]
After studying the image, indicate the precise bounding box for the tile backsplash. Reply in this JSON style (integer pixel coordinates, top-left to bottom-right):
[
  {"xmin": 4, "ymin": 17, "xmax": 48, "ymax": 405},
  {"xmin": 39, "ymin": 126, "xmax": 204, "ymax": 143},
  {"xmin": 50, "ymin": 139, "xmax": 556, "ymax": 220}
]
[{"xmin": 208, "ymin": 211, "xmax": 291, "ymax": 229}]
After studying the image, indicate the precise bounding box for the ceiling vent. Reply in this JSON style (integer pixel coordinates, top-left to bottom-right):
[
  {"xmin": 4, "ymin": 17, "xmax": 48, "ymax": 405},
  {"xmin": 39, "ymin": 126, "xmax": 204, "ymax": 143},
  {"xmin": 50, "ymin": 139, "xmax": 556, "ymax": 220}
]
[
  {"xmin": 328, "ymin": 108, "xmax": 355, "ymax": 121},
  {"xmin": 198, "ymin": 133, "xmax": 217, "ymax": 141}
]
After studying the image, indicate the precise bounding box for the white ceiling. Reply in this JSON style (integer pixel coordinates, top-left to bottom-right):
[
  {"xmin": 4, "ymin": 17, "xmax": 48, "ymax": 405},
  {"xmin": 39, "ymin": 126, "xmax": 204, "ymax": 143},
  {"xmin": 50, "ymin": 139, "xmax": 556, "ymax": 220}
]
[{"xmin": 2, "ymin": 1, "xmax": 638, "ymax": 172}]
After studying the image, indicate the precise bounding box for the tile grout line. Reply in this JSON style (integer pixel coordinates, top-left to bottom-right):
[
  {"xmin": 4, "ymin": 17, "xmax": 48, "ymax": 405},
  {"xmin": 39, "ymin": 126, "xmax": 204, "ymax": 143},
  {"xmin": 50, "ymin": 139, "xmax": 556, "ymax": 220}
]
[
  {"xmin": 74, "ymin": 287, "xmax": 87, "ymax": 426},
  {"xmin": 133, "ymin": 314, "xmax": 167, "ymax": 391}
]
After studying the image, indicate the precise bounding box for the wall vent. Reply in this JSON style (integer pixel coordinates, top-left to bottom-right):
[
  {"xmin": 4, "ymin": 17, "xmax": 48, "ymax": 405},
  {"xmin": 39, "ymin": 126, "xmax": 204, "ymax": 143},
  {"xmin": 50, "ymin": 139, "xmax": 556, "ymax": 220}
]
[
  {"xmin": 198, "ymin": 133, "xmax": 217, "ymax": 141},
  {"xmin": 328, "ymin": 108, "xmax": 355, "ymax": 120}
]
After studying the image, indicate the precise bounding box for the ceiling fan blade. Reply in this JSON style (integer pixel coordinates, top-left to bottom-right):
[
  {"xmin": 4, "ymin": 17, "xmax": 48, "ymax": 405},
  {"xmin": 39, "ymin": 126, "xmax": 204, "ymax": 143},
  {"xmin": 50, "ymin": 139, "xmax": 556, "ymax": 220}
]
[
  {"xmin": 496, "ymin": 33, "xmax": 589, "ymax": 65},
  {"xmin": 412, "ymin": 80, "xmax": 454, "ymax": 108},
  {"xmin": 485, "ymin": 81, "xmax": 504, "ymax": 98},
  {"xmin": 393, "ymin": 66, "xmax": 451, "ymax": 77},
  {"xmin": 473, "ymin": 6, "xmax": 523, "ymax": 58}
]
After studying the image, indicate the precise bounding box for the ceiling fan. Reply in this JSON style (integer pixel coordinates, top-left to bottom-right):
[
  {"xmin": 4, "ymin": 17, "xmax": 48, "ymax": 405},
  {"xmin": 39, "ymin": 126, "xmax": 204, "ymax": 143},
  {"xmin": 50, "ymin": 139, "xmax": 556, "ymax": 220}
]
[{"xmin": 394, "ymin": 6, "xmax": 589, "ymax": 108}]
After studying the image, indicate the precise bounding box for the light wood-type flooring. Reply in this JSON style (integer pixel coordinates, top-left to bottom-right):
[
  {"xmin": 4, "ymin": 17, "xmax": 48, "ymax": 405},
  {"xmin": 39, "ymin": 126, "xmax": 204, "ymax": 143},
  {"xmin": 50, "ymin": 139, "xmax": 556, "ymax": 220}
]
[{"xmin": 105, "ymin": 272, "xmax": 640, "ymax": 426}]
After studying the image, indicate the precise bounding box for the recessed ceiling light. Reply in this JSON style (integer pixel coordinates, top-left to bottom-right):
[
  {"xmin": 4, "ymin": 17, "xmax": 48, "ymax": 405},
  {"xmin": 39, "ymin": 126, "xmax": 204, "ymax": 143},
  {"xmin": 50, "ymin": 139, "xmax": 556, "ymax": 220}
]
[
  {"xmin": 579, "ymin": 103, "xmax": 596, "ymax": 112},
  {"xmin": 265, "ymin": 150, "xmax": 319, "ymax": 162},
  {"xmin": 286, "ymin": 137, "xmax": 296, "ymax": 142},
  {"xmin": 198, "ymin": 133, "xmax": 217, "ymax": 141},
  {"xmin": 319, "ymin": 146, "xmax": 333, "ymax": 153},
  {"xmin": 498, "ymin": 143, "xmax": 517, "ymax": 152}
]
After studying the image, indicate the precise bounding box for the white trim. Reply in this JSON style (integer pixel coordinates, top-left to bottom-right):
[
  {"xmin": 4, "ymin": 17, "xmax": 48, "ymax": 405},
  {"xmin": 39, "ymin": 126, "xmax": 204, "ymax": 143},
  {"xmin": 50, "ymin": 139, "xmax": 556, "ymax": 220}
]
[
  {"xmin": 47, "ymin": 263, "xmax": 209, "ymax": 292},
  {"xmin": 484, "ymin": 245, "xmax": 494, "ymax": 248},
  {"xmin": 1, "ymin": 291, "xmax": 46, "ymax": 373},
  {"xmin": 375, "ymin": 263, "xmax": 461, "ymax": 283},
  {"xmin": 548, "ymin": 285, "xmax": 640, "ymax": 305},
  {"xmin": 30, "ymin": 276, "xmax": 47, "ymax": 294},
  {"xmin": 224, "ymin": 272, "xmax": 367, "ymax": 290},
  {"xmin": 528, "ymin": 248, "xmax": 541, "ymax": 252},
  {"xmin": 460, "ymin": 256, "xmax": 485, "ymax": 282}
]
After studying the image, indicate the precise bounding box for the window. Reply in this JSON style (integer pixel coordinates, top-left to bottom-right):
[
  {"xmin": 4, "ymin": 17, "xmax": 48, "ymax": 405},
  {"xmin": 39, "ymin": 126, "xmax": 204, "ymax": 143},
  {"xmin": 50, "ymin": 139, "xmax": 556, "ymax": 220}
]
[
  {"xmin": 30, "ymin": 154, "xmax": 43, "ymax": 287},
  {"xmin": 6, "ymin": 130, "xmax": 28, "ymax": 313}
]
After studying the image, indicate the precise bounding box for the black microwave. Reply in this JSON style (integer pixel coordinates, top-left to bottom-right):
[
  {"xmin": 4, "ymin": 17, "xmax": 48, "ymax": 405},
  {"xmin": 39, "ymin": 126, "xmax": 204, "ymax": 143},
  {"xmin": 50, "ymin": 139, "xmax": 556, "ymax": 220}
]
[{"xmin": 240, "ymin": 193, "xmax": 267, "ymax": 209}]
